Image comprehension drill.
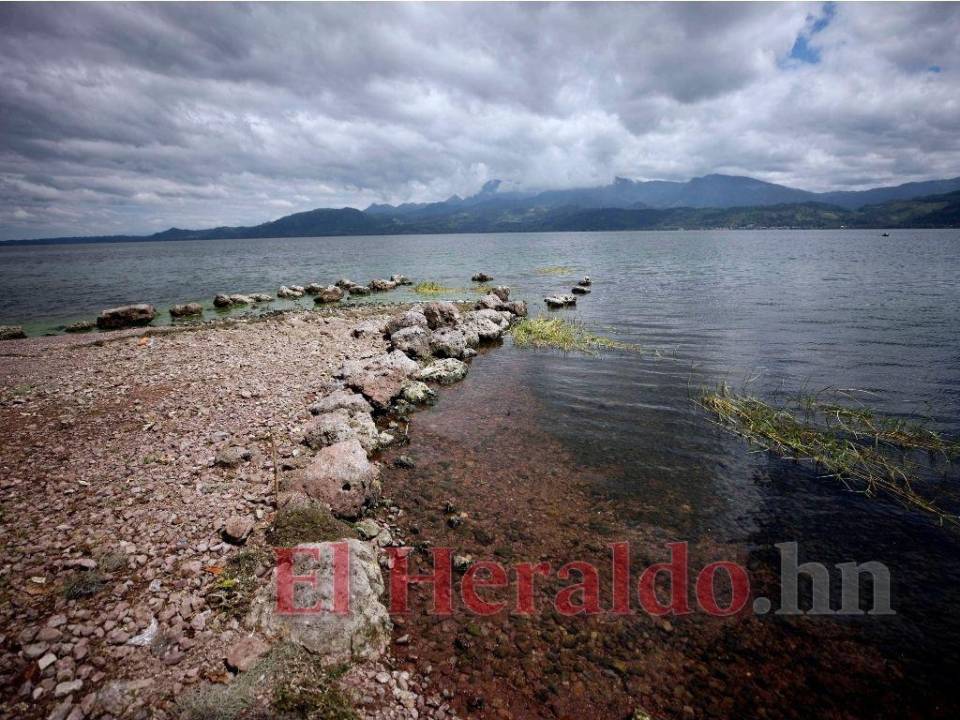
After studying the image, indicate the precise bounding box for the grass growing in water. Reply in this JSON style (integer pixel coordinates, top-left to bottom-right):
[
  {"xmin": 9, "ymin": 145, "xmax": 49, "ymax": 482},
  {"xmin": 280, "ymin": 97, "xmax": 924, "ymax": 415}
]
[
  {"xmin": 535, "ymin": 265, "xmax": 575, "ymax": 275},
  {"xmin": 414, "ymin": 281, "xmax": 493, "ymax": 296},
  {"xmin": 698, "ymin": 384, "xmax": 960, "ymax": 525},
  {"xmin": 511, "ymin": 316, "xmax": 635, "ymax": 354}
]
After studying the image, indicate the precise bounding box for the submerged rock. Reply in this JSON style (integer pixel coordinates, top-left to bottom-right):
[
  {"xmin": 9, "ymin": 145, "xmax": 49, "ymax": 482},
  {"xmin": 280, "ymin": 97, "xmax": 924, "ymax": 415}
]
[
  {"xmin": 0, "ymin": 325, "xmax": 26, "ymax": 340},
  {"xmin": 250, "ymin": 293, "xmax": 274, "ymax": 303},
  {"xmin": 247, "ymin": 539, "xmax": 390, "ymax": 665},
  {"xmin": 399, "ymin": 380, "xmax": 436, "ymax": 405},
  {"xmin": 390, "ymin": 326, "xmax": 432, "ymax": 360},
  {"xmin": 415, "ymin": 358, "xmax": 468, "ymax": 385},
  {"xmin": 64, "ymin": 321, "xmax": 96, "ymax": 334},
  {"xmin": 96, "ymin": 304, "xmax": 156, "ymax": 330},
  {"xmin": 423, "ymin": 301, "xmax": 460, "ymax": 330},
  {"xmin": 229, "ymin": 294, "xmax": 254, "ymax": 306},
  {"xmin": 571, "ymin": 286, "xmax": 590, "ymax": 295},
  {"xmin": 169, "ymin": 303, "xmax": 203, "ymax": 318},
  {"xmin": 214, "ymin": 294, "xmax": 233, "ymax": 308},
  {"xmin": 347, "ymin": 284, "xmax": 370, "ymax": 296},
  {"xmin": 297, "ymin": 439, "xmax": 381, "ymax": 518}
]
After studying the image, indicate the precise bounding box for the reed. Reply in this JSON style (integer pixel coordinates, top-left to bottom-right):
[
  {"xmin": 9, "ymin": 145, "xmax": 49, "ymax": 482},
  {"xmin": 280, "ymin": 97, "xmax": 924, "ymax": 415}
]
[
  {"xmin": 698, "ymin": 384, "xmax": 959, "ymax": 525},
  {"xmin": 511, "ymin": 315, "xmax": 635, "ymax": 354}
]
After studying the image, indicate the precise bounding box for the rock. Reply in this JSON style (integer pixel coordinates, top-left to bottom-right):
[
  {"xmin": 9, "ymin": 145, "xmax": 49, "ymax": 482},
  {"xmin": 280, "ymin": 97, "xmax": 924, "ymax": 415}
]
[
  {"xmin": 55, "ymin": 679, "xmax": 83, "ymax": 697},
  {"xmin": 304, "ymin": 283, "xmax": 324, "ymax": 295},
  {"xmin": 368, "ymin": 278, "xmax": 397, "ymax": 292},
  {"xmin": 352, "ymin": 319, "xmax": 386, "ymax": 338},
  {"xmin": 503, "ymin": 300, "xmax": 528, "ymax": 316},
  {"xmin": 476, "ymin": 293, "xmax": 507, "ymax": 311},
  {"xmin": 94, "ymin": 680, "xmax": 154, "ymax": 716},
  {"xmin": 571, "ymin": 286, "xmax": 590, "ymax": 295},
  {"xmin": 386, "ymin": 309, "xmax": 429, "ymax": 335},
  {"xmin": 309, "ymin": 389, "xmax": 372, "ymax": 416},
  {"xmin": 215, "ymin": 446, "xmax": 252, "ymax": 468},
  {"xmin": 415, "ymin": 359, "xmax": 468, "ymax": 385},
  {"xmin": 545, "ymin": 294, "xmax": 577, "ymax": 307},
  {"xmin": 430, "ymin": 328, "xmax": 466, "ymax": 358},
  {"xmin": 303, "ymin": 409, "xmax": 380, "ymax": 454},
  {"xmin": 347, "ymin": 284, "xmax": 370, "ymax": 296},
  {"xmin": 214, "ymin": 294, "xmax": 233, "ymax": 308},
  {"xmin": 578, "ymin": 276, "xmax": 592, "ymax": 286},
  {"xmin": 492, "ymin": 286, "xmax": 511, "ymax": 301},
  {"xmin": 222, "ymin": 515, "xmax": 255, "ymax": 545},
  {"xmin": 247, "ymin": 540, "xmax": 391, "ymax": 664},
  {"xmin": 471, "ymin": 272, "xmax": 493, "ymax": 282},
  {"xmin": 334, "ymin": 278, "xmax": 355, "ymax": 288},
  {"xmin": 461, "ymin": 309, "xmax": 510, "ymax": 341},
  {"xmin": 422, "ymin": 302, "xmax": 460, "ymax": 330},
  {"xmin": 399, "ymin": 380, "xmax": 436, "ymax": 405},
  {"xmin": 296, "ymin": 440, "xmax": 381, "ymax": 519},
  {"xmin": 390, "ymin": 274, "xmax": 412, "ymax": 286},
  {"xmin": 277, "ymin": 285, "xmax": 304, "ymax": 299},
  {"xmin": 225, "ymin": 635, "xmax": 269, "ymax": 673},
  {"xmin": 394, "ymin": 455, "xmax": 416, "ymax": 469},
  {"xmin": 390, "ymin": 326, "xmax": 432, "ymax": 360},
  {"xmin": 290, "ymin": 285, "xmax": 305, "ymax": 293},
  {"xmin": 64, "ymin": 321, "xmax": 95, "ymax": 334},
  {"xmin": 355, "ymin": 519, "xmax": 384, "ymax": 541},
  {"xmin": 314, "ymin": 286, "xmax": 344, "ymax": 304},
  {"xmin": 0, "ymin": 325, "xmax": 27, "ymax": 340},
  {"xmin": 251, "ymin": 293, "xmax": 274, "ymax": 303},
  {"xmin": 169, "ymin": 303, "xmax": 203, "ymax": 318},
  {"xmin": 229, "ymin": 294, "xmax": 253, "ymax": 305},
  {"xmin": 95, "ymin": 304, "xmax": 156, "ymax": 330},
  {"xmin": 338, "ymin": 351, "xmax": 419, "ymax": 409},
  {"xmin": 38, "ymin": 652, "xmax": 57, "ymax": 671}
]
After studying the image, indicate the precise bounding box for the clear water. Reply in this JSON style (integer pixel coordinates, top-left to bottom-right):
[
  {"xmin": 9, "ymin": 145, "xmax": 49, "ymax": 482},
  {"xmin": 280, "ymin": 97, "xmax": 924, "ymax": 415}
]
[{"xmin": 3, "ymin": 229, "xmax": 960, "ymax": 714}]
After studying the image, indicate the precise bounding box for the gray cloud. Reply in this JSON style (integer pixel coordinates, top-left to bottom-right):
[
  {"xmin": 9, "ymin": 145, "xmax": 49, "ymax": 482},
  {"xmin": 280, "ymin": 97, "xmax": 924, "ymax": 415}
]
[{"xmin": 1, "ymin": 2, "xmax": 958, "ymax": 239}]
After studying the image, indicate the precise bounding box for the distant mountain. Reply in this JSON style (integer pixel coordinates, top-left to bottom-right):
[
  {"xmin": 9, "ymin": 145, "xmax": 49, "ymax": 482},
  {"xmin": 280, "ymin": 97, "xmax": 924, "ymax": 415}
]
[{"xmin": 7, "ymin": 175, "xmax": 960, "ymax": 245}]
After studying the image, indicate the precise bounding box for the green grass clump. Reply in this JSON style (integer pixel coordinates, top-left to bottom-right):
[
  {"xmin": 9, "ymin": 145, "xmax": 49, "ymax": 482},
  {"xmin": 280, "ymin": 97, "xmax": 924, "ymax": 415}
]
[
  {"xmin": 698, "ymin": 384, "xmax": 960, "ymax": 525},
  {"xmin": 535, "ymin": 265, "xmax": 575, "ymax": 276},
  {"xmin": 413, "ymin": 281, "xmax": 453, "ymax": 295},
  {"xmin": 266, "ymin": 505, "xmax": 352, "ymax": 547},
  {"xmin": 205, "ymin": 547, "xmax": 271, "ymax": 618},
  {"xmin": 511, "ymin": 316, "xmax": 635, "ymax": 354}
]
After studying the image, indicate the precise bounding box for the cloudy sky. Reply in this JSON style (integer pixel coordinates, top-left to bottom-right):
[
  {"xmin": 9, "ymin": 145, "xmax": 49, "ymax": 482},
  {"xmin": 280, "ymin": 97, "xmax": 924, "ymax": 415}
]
[{"xmin": 1, "ymin": 2, "xmax": 958, "ymax": 240}]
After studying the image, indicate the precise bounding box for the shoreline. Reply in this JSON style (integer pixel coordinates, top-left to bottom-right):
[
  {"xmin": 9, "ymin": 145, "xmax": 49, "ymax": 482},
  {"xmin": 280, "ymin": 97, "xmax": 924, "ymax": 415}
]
[{"xmin": 0, "ymin": 298, "xmax": 525, "ymax": 720}]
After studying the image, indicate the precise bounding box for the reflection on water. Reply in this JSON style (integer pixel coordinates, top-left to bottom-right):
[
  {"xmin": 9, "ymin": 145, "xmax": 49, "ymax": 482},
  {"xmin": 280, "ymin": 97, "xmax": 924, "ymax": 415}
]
[{"xmin": 4, "ymin": 229, "xmax": 960, "ymax": 716}]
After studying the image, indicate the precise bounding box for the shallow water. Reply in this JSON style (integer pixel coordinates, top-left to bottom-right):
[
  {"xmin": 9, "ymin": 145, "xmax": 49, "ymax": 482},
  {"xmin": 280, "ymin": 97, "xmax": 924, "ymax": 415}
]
[{"xmin": 3, "ymin": 229, "xmax": 960, "ymax": 716}]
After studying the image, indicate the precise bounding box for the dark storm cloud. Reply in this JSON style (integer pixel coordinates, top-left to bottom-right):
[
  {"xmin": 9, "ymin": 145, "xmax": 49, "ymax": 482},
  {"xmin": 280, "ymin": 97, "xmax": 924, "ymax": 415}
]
[{"xmin": 1, "ymin": 2, "xmax": 959, "ymax": 239}]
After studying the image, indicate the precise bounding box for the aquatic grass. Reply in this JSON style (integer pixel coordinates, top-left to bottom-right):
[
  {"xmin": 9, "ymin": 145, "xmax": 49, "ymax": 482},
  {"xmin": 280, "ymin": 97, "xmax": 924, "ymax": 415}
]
[
  {"xmin": 413, "ymin": 281, "xmax": 494, "ymax": 296},
  {"xmin": 698, "ymin": 384, "xmax": 960, "ymax": 525},
  {"xmin": 511, "ymin": 316, "xmax": 637, "ymax": 354},
  {"xmin": 535, "ymin": 265, "xmax": 576, "ymax": 276}
]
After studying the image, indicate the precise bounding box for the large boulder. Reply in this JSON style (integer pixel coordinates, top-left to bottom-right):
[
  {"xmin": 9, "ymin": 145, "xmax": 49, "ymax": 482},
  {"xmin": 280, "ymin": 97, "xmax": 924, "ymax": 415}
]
[
  {"xmin": 430, "ymin": 328, "xmax": 467, "ymax": 358},
  {"xmin": 0, "ymin": 325, "xmax": 26, "ymax": 341},
  {"xmin": 170, "ymin": 303, "xmax": 203, "ymax": 318},
  {"xmin": 476, "ymin": 293, "xmax": 507, "ymax": 311},
  {"xmin": 229, "ymin": 294, "xmax": 254, "ymax": 306},
  {"xmin": 295, "ymin": 440, "xmax": 381, "ymax": 518},
  {"xmin": 251, "ymin": 293, "xmax": 274, "ymax": 303},
  {"xmin": 399, "ymin": 380, "xmax": 436, "ymax": 405},
  {"xmin": 461, "ymin": 309, "xmax": 509, "ymax": 341},
  {"xmin": 214, "ymin": 294, "xmax": 233, "ymax": 308},
  {"xmin": 246, "ymin": 539, "xmax": 391, "ymax": 665},
  {"xmin": 415, "ymin": 358, "xmax": 468, "ymax": 385},
  {"xmin": 492, "ymin": 286, "xmax": 511, "ymax": 301},
  {"xmin": 352, "ymin": 319, "xmax": 387, "ymax": 339},
  {"xmin": 96, "ymin": 304, "xmax": 156, "ymax": 330},
  {"xmin": 347, "ymin": 284, "xmax": 371, "ymax": 296},
  {"xmin": 390, "ymin": 326, "xmax": 432, "ymax": 360},
  {"xmin": 303, "ymin": 409, "xmax": 380, "ymax": 453},
  {"xmin": 314, "ymin": 286, "xmax": 344, "ymax": 304},
  {"xmin": 545, "ymin": 294, "xmax": 577, "ymax": 308},
  {"xmin": 334, "ymin": 278, "xmax": 355, "ymax": 289},
  {"xmin": 504, "ymin": 300, "xmax": 528, "ymax": 316},
  {"xmin": 338, "ymin": 351, "xmax": 419, "ymax": 409},
  {"xmin": 368, "ymin": 278, "xmax": 397, "ymax": 292},
  {"xmin": 385, "ymin": 309, "xmax": 428, "ymax": 336},
  {"xmin": 423, "ymin": 301, "xmax": 460, "ymax": 330},
  {"xmin": 304, "ymin": 283, "xmax": 324, "ymax": 295},
  {"xmin": 309, "ymin": 389, "xmax": 372, "ymax": 416}
]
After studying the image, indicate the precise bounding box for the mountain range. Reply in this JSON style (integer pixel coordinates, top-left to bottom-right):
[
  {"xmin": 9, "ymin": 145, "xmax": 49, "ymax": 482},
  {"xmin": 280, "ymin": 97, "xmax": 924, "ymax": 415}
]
[{"xmin": 9, "ymin": 174, "xmax": 960, "ymax": 244}]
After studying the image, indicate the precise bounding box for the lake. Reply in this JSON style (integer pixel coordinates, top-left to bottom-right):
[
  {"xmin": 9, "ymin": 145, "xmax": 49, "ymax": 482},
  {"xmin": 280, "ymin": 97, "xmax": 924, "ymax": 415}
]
[{"xmin": 3, "ymin": 229, "xmax": 960, "ymax": 716}]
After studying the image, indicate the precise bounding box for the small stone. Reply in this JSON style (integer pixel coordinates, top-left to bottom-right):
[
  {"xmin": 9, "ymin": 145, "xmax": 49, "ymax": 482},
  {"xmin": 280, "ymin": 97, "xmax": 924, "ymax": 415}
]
[
  {"xmin": 225, "ymin": 635, "xmax": 269, "ymax": 673},
  {"xmin": 54, "ymin": 679, "xmax": 83, "ymax": 697},
  {"xmin": 222, "ymin": 515, "xmax": 254, "ymax": 545},
  {"xmin": 39, "ymin": 653, "xmax": 57, "ymax": 671}
]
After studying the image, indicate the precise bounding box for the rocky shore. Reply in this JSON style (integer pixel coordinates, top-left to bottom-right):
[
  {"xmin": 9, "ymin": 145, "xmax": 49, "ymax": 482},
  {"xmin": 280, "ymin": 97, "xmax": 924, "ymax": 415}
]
[{"xmin": 0, "ymin": 294, "xmax": 524, "ymax": 720}]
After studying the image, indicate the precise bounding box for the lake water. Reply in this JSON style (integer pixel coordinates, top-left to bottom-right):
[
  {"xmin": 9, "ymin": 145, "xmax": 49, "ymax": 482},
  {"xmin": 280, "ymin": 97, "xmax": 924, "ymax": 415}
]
[{"xmin": 3, "ymin": 229, "xmax": 960, "ymax": 716}]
